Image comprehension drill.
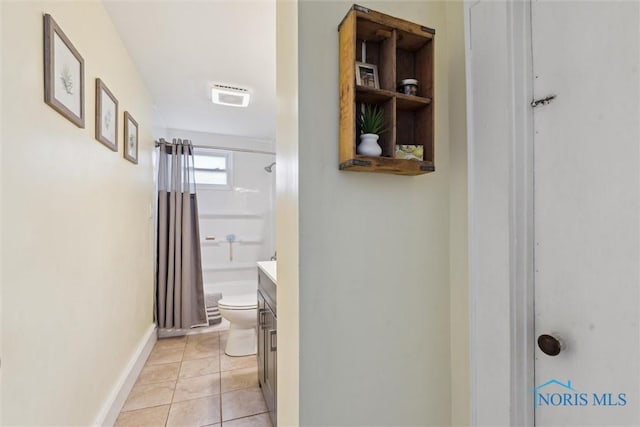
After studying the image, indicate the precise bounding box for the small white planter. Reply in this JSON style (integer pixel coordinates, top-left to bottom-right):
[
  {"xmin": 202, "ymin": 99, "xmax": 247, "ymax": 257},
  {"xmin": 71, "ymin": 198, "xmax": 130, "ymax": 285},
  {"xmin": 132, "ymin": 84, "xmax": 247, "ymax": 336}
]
[{"xmin": 357, "ymin": 133, "xmax": 382, "ymax": 156}]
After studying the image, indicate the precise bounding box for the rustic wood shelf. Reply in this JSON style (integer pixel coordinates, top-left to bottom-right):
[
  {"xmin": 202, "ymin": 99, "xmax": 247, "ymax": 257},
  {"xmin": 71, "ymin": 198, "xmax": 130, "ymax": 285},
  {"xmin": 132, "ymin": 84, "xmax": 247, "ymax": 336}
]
[
  {"xmin": 339, "ymin": 4, "xmax": 435, "ymax": 176},
  {"xmin": 396, "ymin": 93, "xmax": 432, "ymax": 111},
  {"xmin": 339, "ymin": 155, "xmax": 435, "ymax": 174},
  {"xmin": 355, "ymin": 86, "xmax": 394, "ymax": 103}
]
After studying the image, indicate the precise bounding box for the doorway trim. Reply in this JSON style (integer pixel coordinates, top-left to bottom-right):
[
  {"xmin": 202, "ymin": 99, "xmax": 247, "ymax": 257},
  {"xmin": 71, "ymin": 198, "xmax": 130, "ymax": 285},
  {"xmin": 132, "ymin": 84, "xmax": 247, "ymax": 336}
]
[
  {"xmin": 465, "ymin": 0, "xmax": 535, "ymax": 425},
  {"xmin": 275, "ymin": 0, "xmax": 300, "ymax": 425}
]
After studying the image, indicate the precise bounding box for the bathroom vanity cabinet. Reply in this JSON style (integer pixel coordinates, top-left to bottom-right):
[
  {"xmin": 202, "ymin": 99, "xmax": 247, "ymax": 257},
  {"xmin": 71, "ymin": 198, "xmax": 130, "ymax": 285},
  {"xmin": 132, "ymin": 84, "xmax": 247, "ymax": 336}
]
[
  {"xmin": 338, "ymin": 4, "xmax": 435, "ymax": 175},
  {"xmin": 257, "ymin": 263, "xmax": 277, "ymax": 425}
]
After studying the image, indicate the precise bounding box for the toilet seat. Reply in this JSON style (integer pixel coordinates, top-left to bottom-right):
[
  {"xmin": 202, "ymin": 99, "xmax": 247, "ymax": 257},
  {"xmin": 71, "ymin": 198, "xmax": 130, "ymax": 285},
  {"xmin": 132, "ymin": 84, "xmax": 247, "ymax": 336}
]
[
  {"xmin": 218, "ymin": 294, "xmax": 257, "ymax": 310},
  {"xmin": 217, "ymin": 293, "xmax": 258, "ymax": 356}
]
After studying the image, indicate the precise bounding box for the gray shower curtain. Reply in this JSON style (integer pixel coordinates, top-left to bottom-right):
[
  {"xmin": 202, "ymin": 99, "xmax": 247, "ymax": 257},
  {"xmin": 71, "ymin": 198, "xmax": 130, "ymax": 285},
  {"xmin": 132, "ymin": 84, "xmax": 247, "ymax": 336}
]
[{"xmin": 156, "ymin": 138, "xmax": 207, "ymax": 331}]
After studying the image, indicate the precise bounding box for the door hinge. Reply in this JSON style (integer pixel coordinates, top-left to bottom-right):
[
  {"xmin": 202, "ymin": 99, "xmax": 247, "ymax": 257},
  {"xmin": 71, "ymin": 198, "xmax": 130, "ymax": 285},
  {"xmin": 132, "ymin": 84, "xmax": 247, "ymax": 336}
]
[{"xmin": 531, "ymin": 95, "xmax": 556, "ymax": 108}]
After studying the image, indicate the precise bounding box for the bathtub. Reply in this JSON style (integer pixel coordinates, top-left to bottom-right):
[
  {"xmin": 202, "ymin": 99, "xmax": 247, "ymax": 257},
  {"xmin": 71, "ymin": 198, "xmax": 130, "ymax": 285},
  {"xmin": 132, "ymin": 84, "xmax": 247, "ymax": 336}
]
[
  {"xmin": 204, "ymin": 279, "xmax": 257, "ymax": 298},
  {"xmin": 183, "ymin": 280, "xmax": 257, "ymax": 335}
]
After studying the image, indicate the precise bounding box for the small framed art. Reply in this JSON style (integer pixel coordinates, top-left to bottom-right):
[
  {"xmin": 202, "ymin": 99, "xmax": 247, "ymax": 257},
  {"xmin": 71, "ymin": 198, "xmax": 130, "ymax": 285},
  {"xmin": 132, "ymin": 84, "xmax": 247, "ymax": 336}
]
[
  {"xmin": 43, "ymin": 14, "xmax": 85, "ymax": 128},
  {"xmin": 95, "ymin": 79, "xmax": 118, "ymax": 151},
  {"xmin": 124, "ymin": 112, "xmax": 138, "ymax": 164},
  {"xmin": 355, "ymin": 61, "xmax": 379, "ymax": 89}
]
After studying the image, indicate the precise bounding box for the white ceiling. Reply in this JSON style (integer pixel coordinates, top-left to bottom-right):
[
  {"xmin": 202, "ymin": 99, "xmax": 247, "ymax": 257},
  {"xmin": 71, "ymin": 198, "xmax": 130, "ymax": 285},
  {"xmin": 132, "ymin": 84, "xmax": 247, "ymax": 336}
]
[{"xmin": 104, "ymin": 0, "xmax": 276, "ymax": 141}]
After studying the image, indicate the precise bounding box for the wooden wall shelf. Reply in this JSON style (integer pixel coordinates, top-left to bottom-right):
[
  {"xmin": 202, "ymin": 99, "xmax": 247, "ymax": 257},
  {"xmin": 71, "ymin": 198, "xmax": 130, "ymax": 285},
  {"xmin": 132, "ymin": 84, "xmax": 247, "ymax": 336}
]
[{"xmin": 339, "ymin": 5, "xmax": 435, "ymax": 175}]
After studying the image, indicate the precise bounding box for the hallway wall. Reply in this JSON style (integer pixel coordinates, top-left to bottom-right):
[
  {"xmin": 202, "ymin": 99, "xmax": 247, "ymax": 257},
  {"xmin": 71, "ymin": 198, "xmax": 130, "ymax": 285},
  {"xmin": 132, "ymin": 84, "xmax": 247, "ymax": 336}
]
[
  {"xmin": 1, "ymin": 2, "xmax": 155, "ymax": 424},
  {"xmin": 296, "ymin": 1, "xmax": 467, "ymax": 424}
]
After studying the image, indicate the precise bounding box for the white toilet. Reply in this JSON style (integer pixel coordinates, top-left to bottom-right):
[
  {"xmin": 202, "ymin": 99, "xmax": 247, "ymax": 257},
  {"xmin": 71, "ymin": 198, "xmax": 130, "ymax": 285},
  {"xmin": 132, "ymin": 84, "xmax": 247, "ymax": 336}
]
[{"xmin": 218, "ymin": 293, "xmax": 257, "ymax": 356}]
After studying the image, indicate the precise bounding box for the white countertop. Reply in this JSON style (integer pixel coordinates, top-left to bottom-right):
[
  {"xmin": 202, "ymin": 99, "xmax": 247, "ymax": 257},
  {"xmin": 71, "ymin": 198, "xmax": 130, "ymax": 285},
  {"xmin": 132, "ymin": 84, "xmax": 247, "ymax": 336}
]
[{"xmin": 257, "ymin": 261, "xmax": 277, "ymax": 284}]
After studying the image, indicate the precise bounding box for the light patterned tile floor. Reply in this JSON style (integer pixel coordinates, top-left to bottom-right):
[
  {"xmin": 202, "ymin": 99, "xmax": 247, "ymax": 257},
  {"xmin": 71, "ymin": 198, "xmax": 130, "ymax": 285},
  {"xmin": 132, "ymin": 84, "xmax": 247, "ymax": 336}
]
[{"xmin": 115, "ymin": 331, "xmax": 272, "ymax": 427}]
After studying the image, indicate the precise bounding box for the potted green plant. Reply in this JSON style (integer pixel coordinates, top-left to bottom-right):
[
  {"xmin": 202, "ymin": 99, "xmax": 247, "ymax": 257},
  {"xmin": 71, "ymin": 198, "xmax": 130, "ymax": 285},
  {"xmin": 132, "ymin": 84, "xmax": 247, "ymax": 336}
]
[{"xmin": 357, "ymin": 104, "xmax": 386, "ymax": 156}]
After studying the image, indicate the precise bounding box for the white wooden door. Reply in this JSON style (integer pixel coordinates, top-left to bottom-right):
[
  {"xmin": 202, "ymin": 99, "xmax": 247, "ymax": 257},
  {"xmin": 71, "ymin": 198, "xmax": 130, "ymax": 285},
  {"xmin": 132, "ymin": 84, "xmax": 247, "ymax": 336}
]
[{"xmin": 532, "ymin": 1, "xmax": 640, "ymax": 425}]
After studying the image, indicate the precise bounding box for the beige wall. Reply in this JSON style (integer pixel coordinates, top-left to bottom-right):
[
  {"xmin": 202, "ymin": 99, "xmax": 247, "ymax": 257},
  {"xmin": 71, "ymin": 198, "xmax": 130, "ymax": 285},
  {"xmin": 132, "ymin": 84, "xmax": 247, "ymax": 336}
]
[
  {"xmin": 296, "ymin": 1, "xmax": 468, "ymax": 424},
  {"xmin": 1, "ymin": 2, "xmax": 155, "ymax": 425}
]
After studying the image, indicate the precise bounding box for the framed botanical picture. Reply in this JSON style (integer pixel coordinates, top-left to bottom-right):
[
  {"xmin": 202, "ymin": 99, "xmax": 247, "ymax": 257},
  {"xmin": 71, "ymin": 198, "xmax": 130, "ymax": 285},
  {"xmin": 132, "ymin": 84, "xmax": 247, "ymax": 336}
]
[
  {"xmin": 355, "ymin": 61, "xmax": 379, "ymax": 89},
  {"xmin": 124, "ymin": 112, "xmax": 139, "ymax": 164},
  {"xmin": 43, "ymin": 14, "xmax": 85, "ymax": 128},
  {"xmin": 95, "ymin": 79, "xmax": 118, "ymax": 151}
]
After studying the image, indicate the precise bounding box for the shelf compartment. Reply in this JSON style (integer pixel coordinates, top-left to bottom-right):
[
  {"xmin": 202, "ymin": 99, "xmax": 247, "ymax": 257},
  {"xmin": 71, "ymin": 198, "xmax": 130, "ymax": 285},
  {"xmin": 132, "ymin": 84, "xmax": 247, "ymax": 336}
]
[
  {"xmin": 355, "ymin": 22, "xmax": 395, "ymax": 91},
  {"xmin": 396, "ymin": 37, "xmax": 433, "ymax": 99},
  {"xmin": 396, "ymin": 28, "xmax": 434, "ymax": 51},
  {"xmin": 416, "ymin": 104, "xmax": 434, "ymax": 163},
  {"xmin": 350, "ymin": 6, "xmax": 434, "ymax": 46},
  {"xmin": 396, "ymin": 104, "xmax": 433, "ymax": 163},
  {"xmin": 355, "ymin": 97, "xmax": 395, "ymax": 158}
]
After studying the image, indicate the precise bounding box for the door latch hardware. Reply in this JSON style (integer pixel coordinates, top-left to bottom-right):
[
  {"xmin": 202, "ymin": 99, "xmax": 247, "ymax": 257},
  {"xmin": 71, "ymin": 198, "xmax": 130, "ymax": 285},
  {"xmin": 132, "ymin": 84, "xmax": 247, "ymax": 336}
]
[
  {"xmin": 537, "ymin": 333, "xmax": 565, "ymax": 356},
  {"xmin": 531, "ymin": 95, "xmax": 556, "ymax": 108}
]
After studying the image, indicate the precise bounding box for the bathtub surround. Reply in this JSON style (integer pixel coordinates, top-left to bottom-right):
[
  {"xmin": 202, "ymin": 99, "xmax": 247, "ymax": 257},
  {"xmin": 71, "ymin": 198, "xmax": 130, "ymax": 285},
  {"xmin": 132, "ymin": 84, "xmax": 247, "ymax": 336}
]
[
  {"xmin": 156, "ymin": 139, "xmax": 207, "ymax": 331},
  {"xmin": 264, "ymin": 162, "xmax": 276, "ymax": 173},
  {"xmin": 164, "ymin": 129, "xmax": 276, "ymax": 297},
  {"xmin": 160, "ymin": 129, "xmax": 273, "ymax": 358},
  {"xmin": 1, "ymin": 2, "xmax": 155, "ymax": 425},
  {"xmin": 205, "ymin": 292, "xmax": 223, "ymax": 326}
]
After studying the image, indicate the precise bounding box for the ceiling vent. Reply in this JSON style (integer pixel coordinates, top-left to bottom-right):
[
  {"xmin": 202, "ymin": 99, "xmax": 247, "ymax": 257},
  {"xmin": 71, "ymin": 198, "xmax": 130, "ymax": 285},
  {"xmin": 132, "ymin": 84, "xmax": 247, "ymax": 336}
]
[{"xmin": 211, "ymin": 84, "xmax": 251, "ymax": 107}]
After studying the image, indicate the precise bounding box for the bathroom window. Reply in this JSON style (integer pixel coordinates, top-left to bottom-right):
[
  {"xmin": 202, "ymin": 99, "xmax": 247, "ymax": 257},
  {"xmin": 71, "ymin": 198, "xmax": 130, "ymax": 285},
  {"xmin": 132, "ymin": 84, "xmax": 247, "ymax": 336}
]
[{"xmin": 193, "ymin": 149, "xmax": 232, "ymax": 189}]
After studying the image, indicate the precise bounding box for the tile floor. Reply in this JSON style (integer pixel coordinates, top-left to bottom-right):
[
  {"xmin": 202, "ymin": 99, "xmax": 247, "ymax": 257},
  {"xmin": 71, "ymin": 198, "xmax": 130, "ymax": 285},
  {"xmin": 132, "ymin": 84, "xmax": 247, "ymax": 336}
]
[{"xmin": 115, "ymin": 331, "xmax": 272, "ymax": 427}]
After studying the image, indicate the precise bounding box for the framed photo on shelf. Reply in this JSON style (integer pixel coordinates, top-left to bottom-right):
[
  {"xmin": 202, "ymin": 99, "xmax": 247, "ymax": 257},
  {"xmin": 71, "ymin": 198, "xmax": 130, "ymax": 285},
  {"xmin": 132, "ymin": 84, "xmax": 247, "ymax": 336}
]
[
  {"xmin": 123, "ymin": 112, "xmax": 138, "ymax": 164},
  {"xmin": 95, "ymin": 79, "xmax": 118, "ymax": 151},
  {"xmin": 43, "ymin": 14, "xmax": 85, "ymax": 128},
  {"xmin": 355, "ymin": 61, "xmax": 379, "ymax": 89}
]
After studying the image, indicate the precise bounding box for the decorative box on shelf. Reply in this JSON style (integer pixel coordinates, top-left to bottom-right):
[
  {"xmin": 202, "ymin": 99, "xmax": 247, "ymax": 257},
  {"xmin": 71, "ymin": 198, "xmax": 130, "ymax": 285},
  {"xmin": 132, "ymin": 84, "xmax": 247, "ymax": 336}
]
[
  {"xmin": 338, "ymin": 4, "xmax": 435, "ymax": 175},
  {"xmin": 395, "ymin": 145, "xmax": 423, "ymax": 161}
]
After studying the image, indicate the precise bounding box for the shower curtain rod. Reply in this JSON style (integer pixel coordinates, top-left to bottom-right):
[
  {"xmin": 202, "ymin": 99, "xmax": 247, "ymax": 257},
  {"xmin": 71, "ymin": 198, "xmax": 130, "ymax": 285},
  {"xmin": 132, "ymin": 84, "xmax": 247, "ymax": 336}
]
[{"xmin": 155, "ymin": 140, "xmax": 274, "ymax": 156}]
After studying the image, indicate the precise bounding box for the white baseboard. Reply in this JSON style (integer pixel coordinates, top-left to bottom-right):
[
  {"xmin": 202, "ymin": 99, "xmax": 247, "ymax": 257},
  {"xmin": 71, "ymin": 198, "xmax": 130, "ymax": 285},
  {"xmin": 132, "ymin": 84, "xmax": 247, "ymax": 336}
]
[{"xmin": 93, "ymin": 323, "xmax": 157, "ymax": 427}]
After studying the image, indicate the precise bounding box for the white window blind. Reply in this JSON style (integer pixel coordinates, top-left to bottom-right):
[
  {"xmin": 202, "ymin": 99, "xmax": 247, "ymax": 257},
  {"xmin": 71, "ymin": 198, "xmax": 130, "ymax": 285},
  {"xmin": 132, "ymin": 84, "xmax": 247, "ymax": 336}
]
[{"xmin": 193, "ymin": 150, "xmax": 232, "ymax": 188}]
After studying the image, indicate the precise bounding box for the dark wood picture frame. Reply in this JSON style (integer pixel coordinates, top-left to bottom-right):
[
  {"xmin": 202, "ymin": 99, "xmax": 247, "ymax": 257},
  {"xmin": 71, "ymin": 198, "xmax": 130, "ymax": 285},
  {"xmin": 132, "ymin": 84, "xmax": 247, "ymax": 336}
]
[
  {"xmin": 43, "ymin": 14, "xmax": 85, "ymax": 128},
  {"xmin": 124, "ymin": 112, "xmax": 139, "ymax": 164},
  {"xmin": 95, "ymin": 79, "xmax": 118, "ymax": 151}
]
